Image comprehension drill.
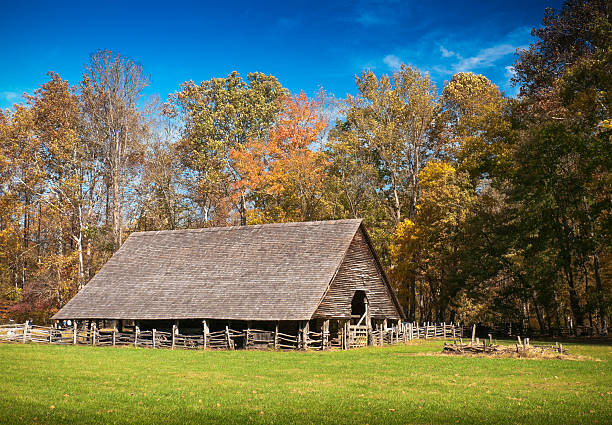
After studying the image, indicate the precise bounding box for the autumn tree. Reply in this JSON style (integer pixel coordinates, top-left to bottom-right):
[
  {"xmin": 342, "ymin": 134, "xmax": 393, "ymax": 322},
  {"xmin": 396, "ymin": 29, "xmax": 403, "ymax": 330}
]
[
  {"xmin": 135, "ymin": 113, "xmax": 189, "ymax": 231},
  {"xmin": 169, "ymin": 71, "xmax": 286, "ymax": 226},
  {"xmin": 27, "ymin": 73, "xmax": 86, "ymax": 306},
  {"xmin": 231, "ymin": 93, "xmax": 331, "ymax": 223},
  {"xmin": 507, "ymin": 0, "xmax": 611, "ymax": 331},
  {"xmin": 435, "ymin": 72, "xmax": 510, "ymax": 180},
  {"xmin": 340, "ymin": 65, "xmax": 438, "ymax": 223},
  {"xmin": 390, "ymin": 161, "xmax": 476, "ymax": 321},
  {"xmin": 81, "ymin": 50, "xmax": 149, "ymax": 249}
]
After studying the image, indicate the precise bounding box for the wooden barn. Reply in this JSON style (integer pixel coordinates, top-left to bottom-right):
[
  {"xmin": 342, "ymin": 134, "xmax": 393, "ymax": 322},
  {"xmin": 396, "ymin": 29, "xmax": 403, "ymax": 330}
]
[{"xmin": 53, "ymin": 219, "xmax": 404, "ymax": 349}]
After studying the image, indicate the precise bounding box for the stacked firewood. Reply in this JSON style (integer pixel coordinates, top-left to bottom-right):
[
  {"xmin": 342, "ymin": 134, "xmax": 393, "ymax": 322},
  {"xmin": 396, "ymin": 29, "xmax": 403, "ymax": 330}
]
[{"xmin": 443, "ymin": 335, "xmax": 567, "ymax": 356}]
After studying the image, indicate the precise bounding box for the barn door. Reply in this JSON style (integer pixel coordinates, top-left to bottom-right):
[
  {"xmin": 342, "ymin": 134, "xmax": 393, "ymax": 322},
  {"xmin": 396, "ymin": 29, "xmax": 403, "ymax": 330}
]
[{"xmin": 349, "ymin": 290, "xmax": 369, "ymax": 348}]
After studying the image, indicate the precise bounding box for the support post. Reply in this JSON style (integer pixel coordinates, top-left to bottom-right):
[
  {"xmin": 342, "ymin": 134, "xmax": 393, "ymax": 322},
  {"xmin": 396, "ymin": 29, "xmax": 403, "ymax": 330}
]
[
  {"xmin": 152, "ymin": 329, "xmax": 156, "ymax": 348},
  {"xmin": 303, "ymin": 321, "xmax": 310, "ymax": 350},
  {"xmin": 171, "ymin": 324, "xmax": 176, "ymax": 349},
  {"xmin": 274, "ymin": 321, "xmax": 279, "ymax": 350},
  {"xmin": 202, "ymin": 320, "xmax": 208, "ymax": 349},
  {"xmin": 246, "ymin": 321, "xmax": 251, "ymax": 349},
  {"xmin": 112, "ymin": 330, "xmax": 116, "ymax": 347},
  {"xmin": 322, "ymin": 320, "xmax": 329, "ymax": 350},
  {"xmin": 135, "ymin": 326, "xmax": 140, "ymax": 348},
  {"xmin": 225, "ymin": 325, "xmax": 231, "ymax": 350},
  {"xmin": 73, "ymin": 321, "xmax": 77, "ymax": 345},
  {"xmin": 92, "ymin": 322, "xmax": 97, "ymax": 346},
  {"xmin": 343, "ymin": 320, "xmax": 349, "ymax": 350}
]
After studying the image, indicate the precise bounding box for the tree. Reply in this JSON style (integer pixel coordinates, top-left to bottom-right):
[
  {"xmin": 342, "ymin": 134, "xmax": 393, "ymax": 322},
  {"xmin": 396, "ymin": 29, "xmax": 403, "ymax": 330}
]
[
  {"xmin": 231, "ymin": 93, "xmax": 331, "ymax": 223},
  {"xmin": 169, "ymin": 71, "xmax": 286, "ymax": 226},
  {"xmin": 390, "ymin": 161, "xmax": 476, "ymax": 321},
  {"xmin": 27, "ymin": 73, "xmax": 86, "ymax": 303},
  {"xmin": 80, "ymin": 50, "xmax": 149, "ymax": 249},
  {"xmin": 508, "ymin": 0, "xmax": 611, "ymax": 331},
  {"xmin": 135, "ymin": 113, "xmax": 189, "ymax": 231},
  {"xmin": 435, "ymin": 72, "xmax": 510, "ymax": 181},
  {"xmin": 342, "ymin": 65, "xmax": 438, "ymax": 223},
  {"xmin": 513, "ymin": 0, "xmax": 610, "ymax": 99}
]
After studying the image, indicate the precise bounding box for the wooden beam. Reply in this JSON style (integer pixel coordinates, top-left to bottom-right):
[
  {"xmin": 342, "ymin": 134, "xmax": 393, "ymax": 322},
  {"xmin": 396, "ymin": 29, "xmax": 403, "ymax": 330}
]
[
  {"xmin": 303, "ymin": 321, "xmax": 309, "ymax": 350},
  {"xmin": 274, "ymin": 321, "xmax": 279, "ymax": 350},
  {"xmin": 202, "ymin": 320, "xmax": 208, "ymax": 349},
  {"xmin": 322, "ymin": 319, "xmax": 329, "ymax": 350}
]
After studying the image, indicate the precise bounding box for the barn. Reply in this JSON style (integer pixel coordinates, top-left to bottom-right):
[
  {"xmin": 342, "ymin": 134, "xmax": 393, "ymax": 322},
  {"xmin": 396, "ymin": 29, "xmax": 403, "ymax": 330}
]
[{"xmin": 53, "ymin": 219, "xmax": 404, "ymax": 349}]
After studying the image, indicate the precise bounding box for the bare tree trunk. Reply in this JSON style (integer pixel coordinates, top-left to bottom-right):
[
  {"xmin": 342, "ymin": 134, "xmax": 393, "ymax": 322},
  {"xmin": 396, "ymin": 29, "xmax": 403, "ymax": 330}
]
[
  {"xmin": 564, "ymin": 261, "xmax": 584, "ymax": 328},
  {"xmin": 593, "ymin": 252, "xmax": 608, "ymax": 334},
  {"xmin": 531, "ymin": 291, "xmax": 550, "ymax": 335},
  {"xmin": 239, "ymin": 194, "xmax": 247, "ymax": 226}
]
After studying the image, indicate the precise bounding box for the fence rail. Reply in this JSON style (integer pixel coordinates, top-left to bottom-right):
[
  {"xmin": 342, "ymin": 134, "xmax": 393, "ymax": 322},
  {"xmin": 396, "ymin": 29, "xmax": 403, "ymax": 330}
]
[{"xmin": 0, "ymin": 321, "xmax": 465, "ymax": 351}]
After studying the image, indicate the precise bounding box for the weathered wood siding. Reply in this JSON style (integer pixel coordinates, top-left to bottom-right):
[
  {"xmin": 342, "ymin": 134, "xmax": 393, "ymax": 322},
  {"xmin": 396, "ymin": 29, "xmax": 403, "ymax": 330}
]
[{"xmin": 314, "ymin": 227, "xmax": 401, "ymax": 320}]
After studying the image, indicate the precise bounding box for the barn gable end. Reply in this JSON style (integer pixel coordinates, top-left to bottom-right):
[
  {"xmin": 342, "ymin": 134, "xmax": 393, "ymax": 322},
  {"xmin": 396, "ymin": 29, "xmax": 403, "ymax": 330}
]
[{"xmin": 313, "ymin": 226, "xmax": 402, "ymax": 320}]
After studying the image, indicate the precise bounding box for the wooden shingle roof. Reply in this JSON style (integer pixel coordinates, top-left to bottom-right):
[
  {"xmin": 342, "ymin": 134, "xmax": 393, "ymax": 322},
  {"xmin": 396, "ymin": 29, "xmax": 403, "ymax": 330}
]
[{"xmin": 54, "ymin": 219, "xmax": 369, "ymax": 321}]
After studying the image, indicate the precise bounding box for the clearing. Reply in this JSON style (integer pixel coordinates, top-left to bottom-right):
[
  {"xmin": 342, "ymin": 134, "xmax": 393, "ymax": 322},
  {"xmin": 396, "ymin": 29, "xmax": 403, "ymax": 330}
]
[{"xmin": 0, "ymin": 340, "xmax": 610, "ymax": 424}]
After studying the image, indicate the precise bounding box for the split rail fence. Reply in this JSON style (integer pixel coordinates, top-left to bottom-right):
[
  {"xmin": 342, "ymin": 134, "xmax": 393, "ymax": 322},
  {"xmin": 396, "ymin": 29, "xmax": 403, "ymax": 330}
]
[{"xmin": 0, "ymin": 322, "xmax": 465, "ymax": 351}]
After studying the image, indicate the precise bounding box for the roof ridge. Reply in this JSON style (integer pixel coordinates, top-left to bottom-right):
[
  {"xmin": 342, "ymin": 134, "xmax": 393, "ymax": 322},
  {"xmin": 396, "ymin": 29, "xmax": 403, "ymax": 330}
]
[{"xmin": 130, "ymin": 218, "xmax": 363, "ymax": 237}]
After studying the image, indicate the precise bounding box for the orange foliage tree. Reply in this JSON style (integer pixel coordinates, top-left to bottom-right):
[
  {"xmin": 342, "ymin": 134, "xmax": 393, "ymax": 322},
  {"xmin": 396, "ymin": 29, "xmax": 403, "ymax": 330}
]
[{"xmin": 231, "ymin": 93, "xmax": 331, "ymax": 223}]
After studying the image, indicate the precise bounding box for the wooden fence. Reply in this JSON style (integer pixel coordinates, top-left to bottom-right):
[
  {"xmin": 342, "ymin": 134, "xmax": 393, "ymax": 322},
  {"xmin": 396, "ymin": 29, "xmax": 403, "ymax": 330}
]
[{"xmin": 0, "ymin": 321, "xmax": 465, "ymax": 351}]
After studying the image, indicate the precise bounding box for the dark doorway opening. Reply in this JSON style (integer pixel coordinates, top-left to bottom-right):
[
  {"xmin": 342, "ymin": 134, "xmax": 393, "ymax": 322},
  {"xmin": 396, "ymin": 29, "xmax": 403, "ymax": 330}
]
[{"xmin": 351, "ymin": 290, "xmax": 367, "ymax": 318}]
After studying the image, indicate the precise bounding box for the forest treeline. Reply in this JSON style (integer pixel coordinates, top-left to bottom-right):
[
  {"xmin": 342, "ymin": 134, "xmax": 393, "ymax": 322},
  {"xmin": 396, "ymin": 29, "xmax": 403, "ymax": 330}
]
[{"xmin": 0, "ymin": 0, "xmax": 610, "ymax": 333}]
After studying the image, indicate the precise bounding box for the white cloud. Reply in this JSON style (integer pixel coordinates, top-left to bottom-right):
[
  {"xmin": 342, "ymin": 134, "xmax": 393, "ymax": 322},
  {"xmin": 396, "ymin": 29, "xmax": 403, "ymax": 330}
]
[
  {"xmin": 383, "ymin": 54, "xmax": 402, "ymax": 71},
  {"xmin": 439, "ymin": 45, "xmax": 456, "ymax": 58},
  {"xmin": 504, "ymin": 65, "xmax": 517, "ymax": 78},
  {"xmin": 451, "ymin": 43, "xmax": 518, "ymax": 72},
  {"xmin": 0, "ymin": 91, "xmax": 18, "ymax": 102}
]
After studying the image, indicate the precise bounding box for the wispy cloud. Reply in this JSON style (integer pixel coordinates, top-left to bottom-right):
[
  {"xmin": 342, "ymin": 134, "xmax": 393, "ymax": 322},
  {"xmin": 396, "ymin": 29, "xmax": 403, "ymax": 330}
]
[
  {"xmin": 0, "ymin": 91, "xmax": 18, "ymax": 102},
  {"xmin": 451, "ymin": 43, "xmax": 518, "ymax": 72},
  {"xmin": 383, "ymin": 54, "xmax": 402, "ymax": 71},
  {"xmin": 439, "ymin": 45, "xmax": 456, "ymax": 58}
]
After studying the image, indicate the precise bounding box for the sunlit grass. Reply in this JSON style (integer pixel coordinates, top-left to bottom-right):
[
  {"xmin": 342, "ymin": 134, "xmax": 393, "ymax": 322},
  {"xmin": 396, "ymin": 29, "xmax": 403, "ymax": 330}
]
[{"xmin": 0, "ymin": 339, "xmax": 610, "ymax": 424}]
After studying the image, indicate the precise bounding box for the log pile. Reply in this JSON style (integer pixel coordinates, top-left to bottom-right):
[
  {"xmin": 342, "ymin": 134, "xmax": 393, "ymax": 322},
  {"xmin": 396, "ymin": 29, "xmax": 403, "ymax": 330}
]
[{"xmin": 443, "ymin": 335, "xmax": 568, "ymax": 357}]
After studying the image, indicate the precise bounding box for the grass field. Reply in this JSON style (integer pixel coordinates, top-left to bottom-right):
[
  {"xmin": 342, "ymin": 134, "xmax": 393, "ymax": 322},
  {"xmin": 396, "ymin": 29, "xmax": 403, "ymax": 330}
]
[{"xmin": 0, "ymin": 340, "xmax": 610, "ymax": 425}]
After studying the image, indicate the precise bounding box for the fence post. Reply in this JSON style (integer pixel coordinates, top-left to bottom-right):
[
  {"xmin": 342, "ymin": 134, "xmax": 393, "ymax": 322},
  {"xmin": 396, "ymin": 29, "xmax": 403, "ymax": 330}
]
[
  {"xmin": 202, "ymin": 320, "xmax": 208, "ymax": 349},
  {"xmin": 135, "ymin": 326, "xmax": 140, "ymax": 348},
  {"xmin": 92, "ymin": 322, "xmax": 97, "ymax": 346},
  {"xmin": 274, "ymin": 321, "xmax": 279, "ymax": 350},
  {"xmin": 471, "ymin": 324, "xmax": 476, "ymax": 344},
  {"xmin": 171, "ymin": 324, "xmax": 176, "ymax": 349},
  {"xmin": 152, "ymin": 329, "xmax": 156, "ymax": 348},
  {"xmin": 302, "ymin": 321, "xmax": 309, "ymax": 350},
  {"xmin": 225, "ymin": 325, "xmax": 231, "ymax": 350},
  {"xmin": 322, "ymin": 320, "xmax": 329, "ymax": 350},
  {"xmin": 22, "ymin": 322, "xmax": 28, "ymax": 343},
  {"xmin": 73, "ymin": 322, "xmax": 77, "ymax": 345},
  {"xmin": 112, "ymin": 330, "xmax": 116, "ymax": 347}
]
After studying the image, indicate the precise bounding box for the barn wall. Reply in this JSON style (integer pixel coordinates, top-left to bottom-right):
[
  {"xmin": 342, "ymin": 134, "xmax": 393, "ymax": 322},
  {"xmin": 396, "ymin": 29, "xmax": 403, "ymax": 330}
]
[{"xmin": 313, "ymin": 227, "xmax": 401, "ymax": 320}]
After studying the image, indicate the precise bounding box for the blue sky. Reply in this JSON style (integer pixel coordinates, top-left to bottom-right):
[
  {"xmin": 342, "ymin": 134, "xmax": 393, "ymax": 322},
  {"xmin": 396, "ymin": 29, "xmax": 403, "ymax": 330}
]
[{"xmin": 0, "ymin": 0, "xmax": 563, "ymax": 109}]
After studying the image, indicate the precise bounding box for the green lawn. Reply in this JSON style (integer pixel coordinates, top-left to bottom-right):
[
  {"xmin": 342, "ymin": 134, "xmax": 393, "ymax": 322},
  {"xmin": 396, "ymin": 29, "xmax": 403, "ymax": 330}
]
[{"xmin": 0, "ymin": 340, "xmax": 610, "ymax": 425}]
